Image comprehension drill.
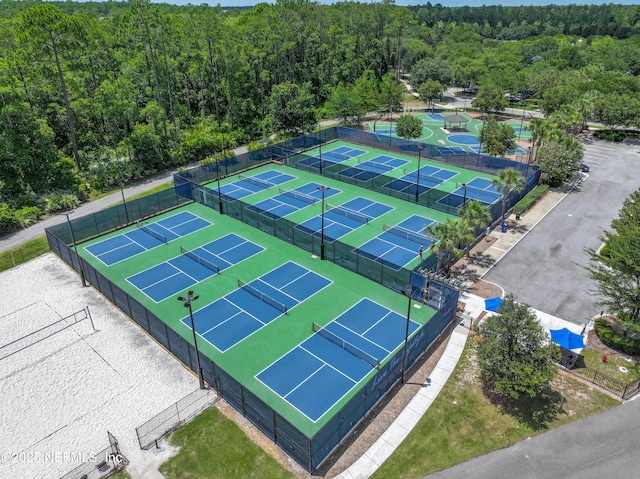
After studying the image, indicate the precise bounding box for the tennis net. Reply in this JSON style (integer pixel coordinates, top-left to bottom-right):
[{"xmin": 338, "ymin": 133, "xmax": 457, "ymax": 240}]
[
  {"xmin": 237, "ymin": 174, "xmax": 273, "ymax": 190},
  {"xmin": 383, "ymin": 224, "xmax": 428, "ymax": 245},
  {"xmin": 404, "ymin": 170, "xmax": 443, "ymax": 187},
  {"xmin": 180, "ymin": 246, "xmax": 220, "ymax": 274},
  {"xmin": 136, "ymin": 221, "xmax": 168, "ymax": 244},
  {"xmin": 278, "ymin": 187, "xmax": 317, "ymax": 205},
  {"xmin": 358, "ymin": 159, "xmax": 394, "ymax": 171},
  {"xmin": 238, "ymin": 279, "xmax": 288, "ymax": 314},
  {"xmin": 325, "ymin": 203, "xmax": 370, "ymax": 224},
  {"xmin": 312, "ymin": 322, "xmax": 380, "ymax": 369}
]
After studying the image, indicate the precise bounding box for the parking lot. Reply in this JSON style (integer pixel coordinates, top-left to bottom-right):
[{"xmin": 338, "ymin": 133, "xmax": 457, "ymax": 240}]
[{"xmin": 484, "ymin": 139, "xmax": 640, "ymax": 325}]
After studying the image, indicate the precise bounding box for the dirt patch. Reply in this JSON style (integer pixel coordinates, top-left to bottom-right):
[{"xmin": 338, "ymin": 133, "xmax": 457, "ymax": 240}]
[{"xmin": 449, "ymin": 235, "xmax": 502, "ymax": 299}]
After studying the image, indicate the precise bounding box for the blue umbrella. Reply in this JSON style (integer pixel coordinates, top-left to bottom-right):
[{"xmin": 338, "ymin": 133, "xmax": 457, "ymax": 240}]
[
  {"xmin": 484, "ymin": 297, "xmax": 504, "ymax": 312},
  {"xmin": 550, "ymin": 328, "xmax": 585, "ymax": 350}
]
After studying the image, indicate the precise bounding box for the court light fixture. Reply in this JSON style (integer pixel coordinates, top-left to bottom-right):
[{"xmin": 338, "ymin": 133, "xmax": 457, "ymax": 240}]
[
  {"xmin": 317, "ymin": 186, "xmax": 330, "ymax": 260},
  {"xmin": 178, "ymin": 291, "xmax": 205, "ymax": 390}
]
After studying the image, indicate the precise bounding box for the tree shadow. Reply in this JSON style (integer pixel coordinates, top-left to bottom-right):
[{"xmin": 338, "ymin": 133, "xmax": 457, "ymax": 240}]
[{"xmin": 481, "ymin": 381, "xmax": 563, "ymax": 431}]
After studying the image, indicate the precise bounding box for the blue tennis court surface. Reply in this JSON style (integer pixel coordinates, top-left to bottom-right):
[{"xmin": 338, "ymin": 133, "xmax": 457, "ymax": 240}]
[
  {"xmin": 447, "ymin": 134, "xmax": 479, "ymax": 145},
  {"xmin": 247, "ymin": 183, "xmax": 340, "ymax": 219},
  {"xmin": 215, "ymin": 170, "xmax": 296, "ymax": 200},
  {"xmin": 127, "ymin": 234, "xmax": 264, "ymax": 303},
  {"xmin": 338, "ymin": 155, "xmax": 407, "ymax": 181},
  {"xmin": 297, "ymin": 147, "xmax": 366, "ymax": 171},
  {"xmin": 354, "ymin": 215, "xmax": 437, "ymax": 270},
  {"xmin": 257, "ymin": 298, "xmax": 421, "ymax": 422},
  {"xmin": 295, "ymin": 198, "xmax": 393, "ymax": 241},
  {"xmin": 183, "ymin": 261, "xmax": 332, "ymax": 352},
  {"xmin": 435, "ymin": 145, "xmax": 467, "ymax": 156},
  {"xmin": 85, "ymin": 212, "xmax": 212, "ymax": 266},
  {"xmin": 439, "ymin": 177, "xmax": 501, "ymax": 208},
  {"xmin": 422, "ymin": 113, "xmax": 444, "ymax": 121},
  {"xmin": 383, "ymin": 164, "xmax": 457, "ymax": 197}
]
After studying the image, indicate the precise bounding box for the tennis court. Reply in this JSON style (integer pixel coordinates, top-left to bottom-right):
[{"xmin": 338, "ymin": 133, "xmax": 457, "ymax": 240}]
[
  {"xmin": 127, "ymin": 233, "xmax": 264, "ymax": 302},
  {"xmin": 382, "ymin": 164, "xmax": 457, "ymax": 198},
  {"xmin": 295, "ymin": 197, "xmax": 393, "ymax": 241},
  {"xmin": 438, "ymin": 177, "xmax": 501, "ymax": 208},
  {"xmin": 296, "ymin": 146, "xmax": 366, "ymax": 171},
  {"xmin": 215, "ymin": 169, "xmax": 296, "ymax": 200},
  {"xmin": 353, "ymin": 215, "xmax": 437, "ymax": 270},
  {"xmin": 338, "ymin": 155, "xmax": 407, "ymax": 181},
  {"xmin": 435, "ymin": 145, "xmax": 467, "ymax": 156},
  {"xmin": 247, "ymin": 183, "xmax": 340, "ymax": 219},
  {"xmin": 85, "ymin": 211, "xmax": 212, "ymax": 266},
  {"xmin": 182, "ymin": 261, "xmax": 332, "ymax": 352},
  {"xmin": 257, "ymin": 298, "xmax": 421, "ymax": 422}
]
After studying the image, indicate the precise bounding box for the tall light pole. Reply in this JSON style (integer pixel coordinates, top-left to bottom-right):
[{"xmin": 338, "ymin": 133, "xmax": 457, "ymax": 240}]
[
  {"xmin": 401, "ymin": 283, "xmax": 412, "ymax": 383},
  {"xmin": 216, "ymin": 159, "xmax": 224, "ymax": 215},
  {"xmin": 178, "ymin": 291, "xmax": 205, "ymax": 390},
  {"xmin": 518, "ymin": 99, "xmax": 526, "ymax": 141},
  {"xmin": 415, "ymin": 145, "xmax": 424, "ymax": 203},
  {"xmin": 317, "ymin": 186, "xmax": 330, "ymax": 260},
  {"xmin": 119, "ymin": 182, "xmax": 129, "ymax": 223},
  {"xmin": 65, "ymin": 211, "xmax": 87, "ymax": 287},
  {"xmin": 525, "ymin": 146, "xmax": 532, "ymax": 179},
  {"xmin": 462, "ymin": 183, "xmax": 467, "ymax": 206},
  {"xmin": 477, "ymin": 114, "xmax": 486, "ymax": 165}
]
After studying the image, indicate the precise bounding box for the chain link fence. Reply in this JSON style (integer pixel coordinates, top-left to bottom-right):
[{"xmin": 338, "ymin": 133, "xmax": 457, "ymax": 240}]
[
  {"xmin": 135, "ymin": 388, "xmax": 217, "ymax": 450},
  {"xmin": 59, "ymin": 431, "xmax": 127, "ymax": 479}
]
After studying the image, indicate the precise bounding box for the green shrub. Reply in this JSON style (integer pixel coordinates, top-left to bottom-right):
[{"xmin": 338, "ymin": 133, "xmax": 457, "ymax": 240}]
[
  {"xmin": 513, "ymin": 184, "xmax": 549, "ymax": 215},
  {"xmin": 0, "ymin": 203, "xmax": 20, "ymax": 236},
  {"xmin": 14, "ymin": 206, "xmax": 41, "ymax": 227},
  {"xmin": 593, "ymin": 129, "xmax": 626, "ymax": 142},
  {"xmin": 43, "ymin": 192, "xmax": 79, "ymax": 213},
  {"xmin": 595, "ymin": 318, "xmax": 640, "ymax": 355}
]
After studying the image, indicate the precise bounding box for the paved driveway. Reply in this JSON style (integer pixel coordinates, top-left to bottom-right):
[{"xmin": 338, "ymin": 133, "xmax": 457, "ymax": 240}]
[
  {"xmin": 484, "ymin": 139, "xmax": 640, "ymax": 325},
  {"xmin": 425, "ymin": 398, "xmax": 640, "ymax": 479}
]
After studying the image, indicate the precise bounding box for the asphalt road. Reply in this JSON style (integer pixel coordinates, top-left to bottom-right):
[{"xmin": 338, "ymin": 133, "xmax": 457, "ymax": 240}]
[
  {"xmin": 426, "ymin": 398, "xmax": 640, "ymax": 479},
  {"xmin": 483, "ymin": 139, "xmax": 640, "ymax": 325},
  {"xmin": 0, "ymin": 172, "xmax": 176, "ymax": 254}
]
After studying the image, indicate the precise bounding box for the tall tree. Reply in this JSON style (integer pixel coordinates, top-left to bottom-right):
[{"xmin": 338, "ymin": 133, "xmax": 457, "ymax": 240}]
[
  {"xmin": 492, "ymin": 167, "xmax": 525, "ymax": 221},
  {"xmin": 477, "ymin": 294, "xmax": 559, "ymax": 400},
  {"xmin": 395, "ymin": 114, "xmax": 423, "ymax": 141},
  {"xmin": 478, "ymin": 117, "xmax": 517, "ymax": 157},
  {"xmin": 268, "ymin": 81, "xmax": 314, "ymax": 134},
  {"xmin": 417, "ymin": 79, "xmax": 444, "ymax": 108},
  {"xmin": 585, "ymin": 190, "xmax": 640, "ymax": 335},
  {"xmin": 425, "ymin": 218, "xmax": 464, "ymax": 273},
  {"xmin": 472, "ymin": 83, "xmax": 508, "ymax": 116},
  {"xmin": 19, "ymin": 4, "xmax": 85, "ymax": 169}
]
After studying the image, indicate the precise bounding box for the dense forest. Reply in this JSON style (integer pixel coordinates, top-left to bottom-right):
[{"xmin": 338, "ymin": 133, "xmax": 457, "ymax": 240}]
[{"xmin": 1, "ymin": 0, "xmax": 639, "ymax": 235}]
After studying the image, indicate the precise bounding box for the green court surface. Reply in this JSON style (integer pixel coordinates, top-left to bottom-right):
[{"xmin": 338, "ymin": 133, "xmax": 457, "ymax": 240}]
[
  {"xmin": 78, "ymin": 202, "xmax": 436, "ymax": 435},
  {"xmin": 365, "ymin": 113, "xmax": 530, "ymax": 152}
]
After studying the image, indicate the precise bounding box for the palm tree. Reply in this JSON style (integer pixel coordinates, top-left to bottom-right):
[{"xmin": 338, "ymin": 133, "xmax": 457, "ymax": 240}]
[
  {"xmin": 460, "ymin": 200, "xmax": 491, "ymax": 231},
  {"xmin": 426, "ymin": 218, "xmax": 463, "ymax": 273},
  {"xmin": 455, "ymin": 219, "xmax": 476, "ymax": 258},
  {"xmin": 460, "ymin": 200, "xmax": 491, "ymax": 256},
  {"xmin": 492, "ymin": 168, "xmax": 525, "ymax": 221}
]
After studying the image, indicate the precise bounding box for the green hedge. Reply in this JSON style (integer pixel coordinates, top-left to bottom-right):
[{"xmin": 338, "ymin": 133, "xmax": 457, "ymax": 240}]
[
  {"xmin": 595, "ymin": 318, "xmax": 640, "ymax": 355},
  {"xmin": 593, "ymin": 129, "xmax": 626, "ymax": 142},
  {"xmin": 513, "ymin": 184, "xmax": 549, "ymax": 215}
]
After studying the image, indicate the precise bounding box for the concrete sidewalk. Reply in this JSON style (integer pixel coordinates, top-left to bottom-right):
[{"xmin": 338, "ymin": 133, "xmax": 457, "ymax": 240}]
[{"xmin": 334, "ymin": 188, "xmax": 573, "ymax": 479}]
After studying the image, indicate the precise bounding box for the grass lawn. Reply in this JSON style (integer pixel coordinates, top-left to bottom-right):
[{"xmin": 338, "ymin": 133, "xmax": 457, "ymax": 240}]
[
  {"xmin": 371, "ymin": 335, "xmax": 620, "ymax": 479},
  {"xmin": 578, "ymin": 348, "xmax": 640, "ymax": 383},
  {"xmin": 0, "ymin": 235, "xmax": 50, "ymax": 273},
  {"xmin": 109, "ymin": 470, "xmax": 131, "ymax": 479},
  {"xmin": 159, "ymin": 407, "xmax": 293, "ymax": 479}
]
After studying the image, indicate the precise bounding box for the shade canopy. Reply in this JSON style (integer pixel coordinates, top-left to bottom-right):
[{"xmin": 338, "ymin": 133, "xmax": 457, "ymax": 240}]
[
  {"xmin": 484, "ymin": 297, "xmax": 504, "ymax": 312},
  {"xmin": 550, "ymin": 328, "xmax": 585, "ymax": 350}
]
